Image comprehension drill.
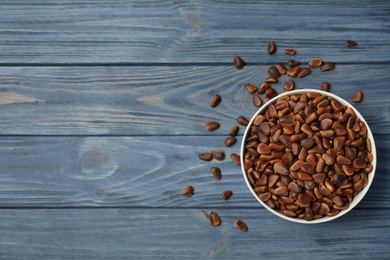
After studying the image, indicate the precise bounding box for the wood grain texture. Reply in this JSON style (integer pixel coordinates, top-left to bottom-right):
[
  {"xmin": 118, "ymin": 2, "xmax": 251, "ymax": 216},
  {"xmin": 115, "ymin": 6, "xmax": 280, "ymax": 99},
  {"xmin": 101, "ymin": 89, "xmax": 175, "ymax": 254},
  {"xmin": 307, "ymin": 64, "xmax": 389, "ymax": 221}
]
[
  {"xmin": 0, "ymin": 135, "xmax": 386, "ymax": 208},
  {"xmin": 0, "ymin": 0, "xmax": 389, "ymax": 64},
  {"xmin": 0, "ymin": 0, "xmax": 389, "ymax": 258},
  {"xmin": 0, "ymin": 65, "xmax": 389, "ymax": 135},
  {"xmin": 0, "ymin": 208, "xmax": 388, "ymax": 259}
]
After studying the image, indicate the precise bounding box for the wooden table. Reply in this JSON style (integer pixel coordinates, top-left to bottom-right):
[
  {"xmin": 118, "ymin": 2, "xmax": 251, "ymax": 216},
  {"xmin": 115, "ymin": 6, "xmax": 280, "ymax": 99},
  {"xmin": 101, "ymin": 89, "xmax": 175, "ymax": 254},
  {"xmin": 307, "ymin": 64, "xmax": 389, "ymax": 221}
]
[{"xmin": 0, "ymin": 1, "xmax": 389, "ymax": 259}]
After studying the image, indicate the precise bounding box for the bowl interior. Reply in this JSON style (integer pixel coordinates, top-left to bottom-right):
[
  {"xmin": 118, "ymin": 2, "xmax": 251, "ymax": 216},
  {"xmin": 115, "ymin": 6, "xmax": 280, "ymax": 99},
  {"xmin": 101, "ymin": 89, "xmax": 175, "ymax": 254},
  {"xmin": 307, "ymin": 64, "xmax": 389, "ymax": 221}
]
[{"xmin": 240, "ymin": 89, "xmax": 377, "ymax": 224}]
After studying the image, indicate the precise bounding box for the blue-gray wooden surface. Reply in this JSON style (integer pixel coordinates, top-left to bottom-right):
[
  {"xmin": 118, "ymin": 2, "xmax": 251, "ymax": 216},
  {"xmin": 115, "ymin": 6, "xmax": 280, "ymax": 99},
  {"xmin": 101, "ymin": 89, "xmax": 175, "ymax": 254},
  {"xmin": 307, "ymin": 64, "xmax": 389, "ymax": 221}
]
[{"xmin": 0, "ymin": 0, "xmax": 389, "ymax": 259}]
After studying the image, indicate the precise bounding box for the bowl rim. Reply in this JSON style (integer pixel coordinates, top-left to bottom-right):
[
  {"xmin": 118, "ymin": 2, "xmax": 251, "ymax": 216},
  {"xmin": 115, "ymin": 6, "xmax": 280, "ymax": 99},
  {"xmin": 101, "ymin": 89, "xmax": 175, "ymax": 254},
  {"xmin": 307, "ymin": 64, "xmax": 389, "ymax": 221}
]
[{"xmin": 240, "ymin": 89, "xmax": 377, "ymax": 224}]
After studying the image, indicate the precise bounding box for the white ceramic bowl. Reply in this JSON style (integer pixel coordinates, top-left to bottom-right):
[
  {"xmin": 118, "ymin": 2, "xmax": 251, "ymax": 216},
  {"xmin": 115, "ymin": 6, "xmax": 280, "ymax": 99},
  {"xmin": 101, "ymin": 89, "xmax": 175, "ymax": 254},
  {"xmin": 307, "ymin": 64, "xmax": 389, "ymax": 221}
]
[{"xmin": 240, "ymin": 89, "xmax": 377, "ymax": 224}]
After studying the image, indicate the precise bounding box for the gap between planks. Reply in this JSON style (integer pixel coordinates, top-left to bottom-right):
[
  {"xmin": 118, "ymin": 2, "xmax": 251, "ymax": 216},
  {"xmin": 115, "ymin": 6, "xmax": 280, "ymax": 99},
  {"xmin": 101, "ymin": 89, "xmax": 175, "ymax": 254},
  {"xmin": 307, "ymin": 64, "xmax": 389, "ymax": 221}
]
[
  {"xmin": 0, "ymin": 62, "xmax": 388, "ymax": 67},
  {"xmin": 0, "ymin": 206, "xmax": 383, "ymax": 210}
]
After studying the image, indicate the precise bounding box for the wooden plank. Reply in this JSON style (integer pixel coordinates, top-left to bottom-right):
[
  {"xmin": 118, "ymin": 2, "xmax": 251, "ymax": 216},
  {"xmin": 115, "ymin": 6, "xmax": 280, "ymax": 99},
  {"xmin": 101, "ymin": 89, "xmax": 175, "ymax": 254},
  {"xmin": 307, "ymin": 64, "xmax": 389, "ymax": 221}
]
[
  {"xmin": 0, "ymin": 0, "xmax": 389, "ymax": 64},
  {"xmin": 0, "ymin": 65, "xmax": 389, "ymax": 135},
  {"xmin": 0, "ymin": 135, "xmax": 386, "ymax": 208},
  {"xmin": 0, "ymin": 208, "xmax": 388, "ymax": 259}
]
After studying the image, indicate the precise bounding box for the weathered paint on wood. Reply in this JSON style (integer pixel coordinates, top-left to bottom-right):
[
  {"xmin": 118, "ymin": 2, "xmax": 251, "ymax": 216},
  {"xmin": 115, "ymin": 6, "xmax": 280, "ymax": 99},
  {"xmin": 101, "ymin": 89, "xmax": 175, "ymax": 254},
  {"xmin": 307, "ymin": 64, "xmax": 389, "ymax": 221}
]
[
  {"xmin": 0, "ymin": 135, "xmax": 386, "ymax": 208},
  {"xmin": 0, "ymin": 0, "xmax": 389, "ymax": 258},
  {"xmin": 0, "ymin": 208, "xmax": 388, "ymax": 259},
  {"xmin": 0, "ymin": 65, "xmax": 389, "ymax": 135},
  {"xmin": 0, "ymin": 0, "xmax": 389, "ymax": 64}
]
